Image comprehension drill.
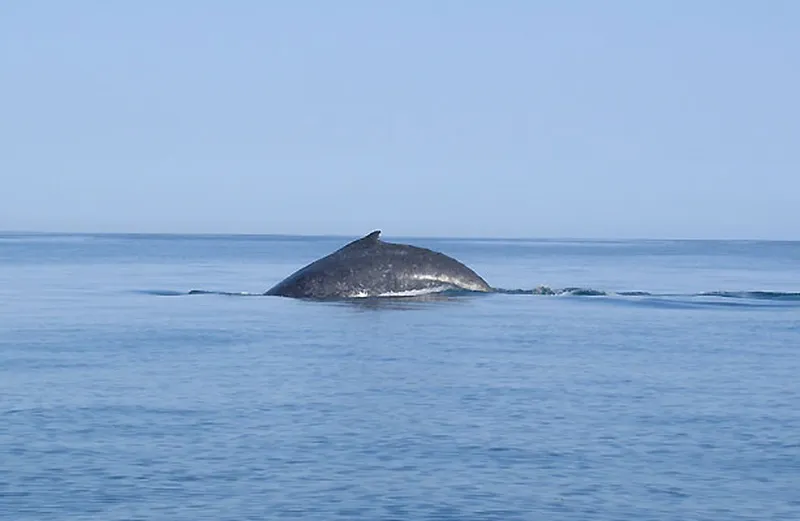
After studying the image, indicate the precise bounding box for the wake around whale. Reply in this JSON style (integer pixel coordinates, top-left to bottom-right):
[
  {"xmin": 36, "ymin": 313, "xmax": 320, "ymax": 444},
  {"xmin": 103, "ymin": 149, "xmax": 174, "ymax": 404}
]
[{"xmin": 265, "ymin": 230, "xmax": 492, "ymax": 299}]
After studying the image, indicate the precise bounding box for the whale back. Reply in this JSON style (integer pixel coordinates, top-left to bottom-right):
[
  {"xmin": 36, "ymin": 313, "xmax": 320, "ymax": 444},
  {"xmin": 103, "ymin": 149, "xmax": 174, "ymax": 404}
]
[{"xmin": 265, "ymin": 230, "xmax": 492, "ymax": 299}]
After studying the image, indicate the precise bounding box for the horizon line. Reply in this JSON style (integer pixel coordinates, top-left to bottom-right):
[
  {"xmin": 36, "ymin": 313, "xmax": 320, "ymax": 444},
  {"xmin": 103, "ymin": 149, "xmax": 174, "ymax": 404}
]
[{"xmin": 1, "ymin": 229, "xmax": 798, "ymax": 243}]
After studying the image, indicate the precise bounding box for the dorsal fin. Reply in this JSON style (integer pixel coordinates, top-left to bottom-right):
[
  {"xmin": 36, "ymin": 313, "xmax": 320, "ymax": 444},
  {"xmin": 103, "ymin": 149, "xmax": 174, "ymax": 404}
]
[
  {"xmin": 341, "ymin": 230, "xmax": 382, "ymax": 250},
  {"xmin": 362, "ymin": 230, "xmax": 381, "ymax": 243}
]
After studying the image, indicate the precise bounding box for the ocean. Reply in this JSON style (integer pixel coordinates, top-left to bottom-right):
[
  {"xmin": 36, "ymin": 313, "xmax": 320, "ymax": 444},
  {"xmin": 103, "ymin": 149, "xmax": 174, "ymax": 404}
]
[{"xmin": 1, "ymin": 232, "xmax": 798, "ymax": 520}]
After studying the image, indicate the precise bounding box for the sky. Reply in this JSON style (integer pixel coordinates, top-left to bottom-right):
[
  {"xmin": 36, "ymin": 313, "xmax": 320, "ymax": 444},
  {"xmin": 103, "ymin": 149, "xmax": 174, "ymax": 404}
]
[{"xmin": 2, "ymin": 1, "xmax": 799, "ymax": 239}]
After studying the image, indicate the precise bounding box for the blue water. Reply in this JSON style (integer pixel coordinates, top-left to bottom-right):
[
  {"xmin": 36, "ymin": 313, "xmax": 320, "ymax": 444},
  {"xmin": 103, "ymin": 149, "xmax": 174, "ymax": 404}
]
[{"xmin": 2, "ymin": 233, "xmax": 799, "ymax": 520}]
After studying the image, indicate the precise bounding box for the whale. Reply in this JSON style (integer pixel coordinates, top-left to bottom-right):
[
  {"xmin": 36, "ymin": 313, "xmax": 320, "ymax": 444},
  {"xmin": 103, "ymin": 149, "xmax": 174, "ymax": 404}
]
[{"xmin": 265, "ymin": 230, "xmax": 493, "ymax": 299}]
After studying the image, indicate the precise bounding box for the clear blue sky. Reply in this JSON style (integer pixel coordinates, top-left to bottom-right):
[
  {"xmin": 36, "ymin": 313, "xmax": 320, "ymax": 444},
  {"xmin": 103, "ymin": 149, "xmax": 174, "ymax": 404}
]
[{"xmin": 2, "ymin": 2, "xmax": 798, "ymax": 239}]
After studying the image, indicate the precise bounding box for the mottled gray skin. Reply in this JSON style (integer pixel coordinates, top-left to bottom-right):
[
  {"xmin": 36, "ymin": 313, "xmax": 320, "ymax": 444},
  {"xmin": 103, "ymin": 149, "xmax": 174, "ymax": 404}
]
[{"xmin": 265, "ymin": 230, "xmax": 492, "ymax": 299}]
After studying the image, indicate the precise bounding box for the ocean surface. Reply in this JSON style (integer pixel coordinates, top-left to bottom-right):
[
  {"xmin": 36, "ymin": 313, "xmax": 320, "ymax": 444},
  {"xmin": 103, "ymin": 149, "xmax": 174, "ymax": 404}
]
[{"xmin": 1, "ymin": 232, "xmax": 798, "ymax": 521}]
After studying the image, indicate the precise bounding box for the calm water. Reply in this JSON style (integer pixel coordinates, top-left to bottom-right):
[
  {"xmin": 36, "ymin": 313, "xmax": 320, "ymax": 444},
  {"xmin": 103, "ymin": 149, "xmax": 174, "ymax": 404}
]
[{"xmin": 1, "ymin": 233, "xmax": 799, "ymax": 520}]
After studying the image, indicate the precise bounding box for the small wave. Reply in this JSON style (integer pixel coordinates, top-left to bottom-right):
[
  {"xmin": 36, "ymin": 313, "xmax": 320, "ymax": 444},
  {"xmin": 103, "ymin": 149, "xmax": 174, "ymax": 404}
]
[
  {"xmin": 492, "ymin": 286, "xmax": 800, "ymax": 310},
  {"xmin": 187, "ymin": 290, "xmax": 263, "ymax": 296},
  {"xmin": 136, "ymin": 289, "xmax": 263, "ymax": 297},
  {"xmin": 602, "ymin": 296, "xmax": 789, "ymax": 310},
  {"xmin": 136, "ymin": 289, "xmax": 189, "ymax": 296},
  {"xmin": 494, "ymin": 286, "xmax": 609, "ymax": 296},
  {"xmin": 496, "ymin": 286, "xmax": 800, "ymax": 302},
  {"xmin": 698, "ymin": 291, "xmax": 800, "ymax": 301},
  {"xmin": 137, "ymin": 286, "xmax": 800, "ymax": 308}
]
